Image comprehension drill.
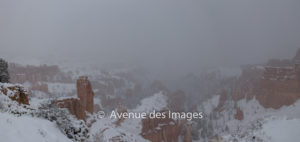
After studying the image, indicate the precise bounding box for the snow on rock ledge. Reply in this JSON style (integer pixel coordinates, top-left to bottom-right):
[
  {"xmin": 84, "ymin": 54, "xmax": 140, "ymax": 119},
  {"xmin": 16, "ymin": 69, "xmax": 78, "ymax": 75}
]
[{"xmin": 0, "ymin": 83, "xmax": 29, "ymax": 105}]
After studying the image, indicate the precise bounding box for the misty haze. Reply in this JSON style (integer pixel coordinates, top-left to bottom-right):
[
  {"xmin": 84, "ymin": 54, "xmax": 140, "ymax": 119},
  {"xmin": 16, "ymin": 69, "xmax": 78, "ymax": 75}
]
[{"xmin": 1, "ymin": 0, "xmax": 300, "ymax": 142}]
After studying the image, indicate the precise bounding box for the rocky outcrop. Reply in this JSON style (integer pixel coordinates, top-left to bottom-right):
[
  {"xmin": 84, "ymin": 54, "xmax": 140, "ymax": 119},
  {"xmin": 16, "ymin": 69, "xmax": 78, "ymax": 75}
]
[
  {"xmin": 234, "ymin": 107, "xmax": 244, "ymax": 121},
  {"xmin": 141, "ymin": 112, "xmax": 183, "ymax": 142},
  {"xmin": 230, "ymin": 49, "xmax": 300, "ymax": 109},
  {"xmin": 184, "ymin": 124, "xmax": 192, "ymax": 142},
  {"xmin": 56, "ymin": 76, "xmax": 95, "ymax": 121},
  {"xmin": 0, "ymin": 84, "xmax": 29, "ymax": 105},
  {"xmin": 56, "ymin": 98, "xmax": 86, "ymax": 121},
  {"xmin": 8, "ymin": 63, "xmax": 73, "ymax": 96},
  {"xmin": 77, "ymin": 76, "xmax": 94, "ymax": 114},
  {"xmin": 231, "ymin": 65, "xmax": 263, "ymax": 101},
  {"xmin": 9, "ymin": 63, "xmax": 72, "ymax": 84},
  {"xmin": 215, "ymin": 90, "xmax": 228, "ymax": 112},
  {"xmin": 92, "ymin": 71, "xmax": 142, "ymax": 110},
  {"xmin": 115, "ymin": 103, "xmax": 127, "ymax": 126},
  {"xmin": 257, "ymin": 65, "xmax": 300, "ymax": 109}
]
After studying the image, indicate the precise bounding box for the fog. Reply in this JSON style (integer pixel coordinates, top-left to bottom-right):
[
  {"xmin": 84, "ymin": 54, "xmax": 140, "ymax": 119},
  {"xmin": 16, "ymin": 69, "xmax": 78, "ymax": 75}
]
[{"xmin": 1, "ymin": 0, "xmax": 300, "ymax": 76}]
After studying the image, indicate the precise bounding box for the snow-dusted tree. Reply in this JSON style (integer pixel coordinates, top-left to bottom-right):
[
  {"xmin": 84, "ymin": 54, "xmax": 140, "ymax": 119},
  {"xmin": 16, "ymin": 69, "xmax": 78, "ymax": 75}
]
[
  {"xmin": 36, "ymin": 100, "xmax": 89, "ymax": 142},
  {"xmin": 0, "ymin": 100, "xmax": 3, "ymax": 110},
  {"xmin": 0, "ymin": 58, "xmax": 9, "ymax": 83}
]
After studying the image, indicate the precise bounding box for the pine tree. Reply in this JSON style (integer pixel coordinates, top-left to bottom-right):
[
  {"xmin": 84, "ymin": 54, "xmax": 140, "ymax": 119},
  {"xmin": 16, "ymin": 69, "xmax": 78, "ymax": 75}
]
[{"xmin": 0, "ymin": 58, "xmax": 9, "ymax": 83}]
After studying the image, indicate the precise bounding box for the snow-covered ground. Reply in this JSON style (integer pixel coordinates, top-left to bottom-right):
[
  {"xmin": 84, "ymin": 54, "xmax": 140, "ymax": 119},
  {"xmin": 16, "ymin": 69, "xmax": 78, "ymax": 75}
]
[
  {"xmin": 195, "ymin": 92, "xmax": 300, "ymax": 142},
  {"xmin": 262, "ymin": 117, "xmax": 300, "ymax": 142},
  {"xmin": 212, "ymin": 98, "xmax": 300, "ymax": 142},
  {"xmin": 223, "ymin": 117, "xmax": 300, "ymax": 142},
  {"xmin": 89, "ymin": 92, "xmax": 167, "ymax": 142},
  {"xmin": 132, "ymin": 92, "xmax": 167, "ymax": 113},
  {"xmin": 90, "ymin": 117, "xmax": 149, "ymax": 142},
  {"xmin": 0, "ymin": 112, "xmax": 73, "ymax": 142}
]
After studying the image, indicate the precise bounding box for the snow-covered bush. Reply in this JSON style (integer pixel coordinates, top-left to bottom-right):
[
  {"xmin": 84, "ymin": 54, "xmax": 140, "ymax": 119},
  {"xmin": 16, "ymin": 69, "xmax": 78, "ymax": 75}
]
[
  {"xmin": 0, "ymin": 58, "xmax": 9, "ymax": 83},
  {"xmin": 36, "ymin": 100, "xmax": 89, "ymax": 142},
  {"xmin": 0, "ymin": 100, "xmax": 3, "ymax": 110}
]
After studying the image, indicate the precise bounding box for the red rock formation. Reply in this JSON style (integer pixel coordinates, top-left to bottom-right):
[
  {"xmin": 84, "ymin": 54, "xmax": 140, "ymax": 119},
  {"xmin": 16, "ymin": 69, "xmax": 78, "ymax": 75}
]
[
  {"xmin": 266, "ymin": 59, "xmax": 293, "ymax": 67},
  {"xmin": 231, "ymin": 65, "xmax": 263, "ymax": 101},
  {"xmin": 262, "ymin": 66, "xmax": 299, "ymax": 80},
  {"xmin": 56, "ymin": 98, "xmax": 86, "ymax": 121},
  {"xmin": 9, "ymin": 63, "xmax": 72, "ymax": 83},
  {"xmin": 115, "ymin": 103, "xmax": 127, "ymax": 126},
  {"xmin": 9, "ymin": 73, "xmax": 26, "ymax": 84},
  {"xmin": 215, "ymin": 90, "xmax": 227, "ymax": 112},
  {"xmin": 231, "ymin": 65, "xmax": 300, "ymax": 109},
  {"xmin": 184, "ymin": 124, "xmax": 192, "ymax": 142},
  {"xmin": 230, "ymin": 50, "xmax": 300, "ymax": 109},
  {"xmin": 257, "ymin": 66, "xmax": 300, "ymax": 109},
  {"xmin": 0, "ymin": 84, "xmax": 29, "ymax": 105},
  {"xmin": 141, "ymin": 112, "xmax": 183, "ymax": 142},
  {"xmin": 8, "ymin": 63, "xmax": 73, "ymax": 96},
  {"xmin": 77, "ymin": 76, "xmax": 94, "ymax": 114},
  {"xmin": 234, "ymin": 107, "xmax": 244, "ymax": 121},
  {"xmin": 254, "ymin": 50, "xmax": 300, "ymax": 109},
  {"xmin": 56, "ymin": 76, "xmax": 95, "ymax": 121}
]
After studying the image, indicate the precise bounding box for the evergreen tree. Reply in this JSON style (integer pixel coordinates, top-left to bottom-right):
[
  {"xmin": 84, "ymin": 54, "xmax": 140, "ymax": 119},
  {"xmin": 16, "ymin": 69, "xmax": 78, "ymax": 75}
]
[{"xmin": 0, "ymin": 58, "xmax": 9, "ymax": 83}]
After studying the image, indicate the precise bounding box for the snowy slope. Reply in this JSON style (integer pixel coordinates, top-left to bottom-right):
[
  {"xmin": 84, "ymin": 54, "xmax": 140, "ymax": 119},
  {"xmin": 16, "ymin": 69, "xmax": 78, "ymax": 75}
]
[
  {"xmin": 223, "ymin": 117, "xmax": 300, "ymax": 142},
  {"xmin": 262, "ymin": 117, "xmax": 300, "ymax": 142},
  {"xmin": 90, "ymin": 92, "xmax": 167, "ymax": 142},
  {"xmin": 213, "ymin": 98, "xmax": 300, "ymax": 142},
  {"xmin": 0, "ymin": 112, "xmax": 73, "ymax": 142},
  {"xmin": 90, "ymin": 117, "xmax": 149, "ymax": 142},
  {"xmin": 196, "ymin": 92, "xmax": 300, "ymax": 142},
  {"xmin": 132, "ymin": 92, "xmax": 168, "ymax": 113}
]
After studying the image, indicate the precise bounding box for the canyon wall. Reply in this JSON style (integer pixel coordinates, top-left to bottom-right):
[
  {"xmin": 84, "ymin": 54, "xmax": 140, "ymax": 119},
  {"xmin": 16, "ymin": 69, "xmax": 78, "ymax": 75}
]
[
  {"xmin": 9, "ymin": 63, "xmax": 72, "ymax": 84},
  {"xmin": 257, "ymin": 66, "xmax": 300, "ymax": 109},
  {"xmin": 230, "ymin": 49, "xmax": 300, "ymax": 110}
]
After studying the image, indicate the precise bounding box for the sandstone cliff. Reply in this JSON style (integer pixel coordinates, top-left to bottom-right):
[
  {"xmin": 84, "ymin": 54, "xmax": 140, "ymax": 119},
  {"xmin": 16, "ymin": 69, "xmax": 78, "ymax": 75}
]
[
  {"xmin": 56, "ymin": 76, "xmax": 95, "ymax": 121},
  {"xmin": 230, "ymin": 49, "xmax": 300, "ymax": 109},
  {"xmin": 56, "ymin": 98, "xmax": 86, "ymax": 121},
  {"xmin": 141, "ymin": 111, "xmax": 184, "ymax": 142}
]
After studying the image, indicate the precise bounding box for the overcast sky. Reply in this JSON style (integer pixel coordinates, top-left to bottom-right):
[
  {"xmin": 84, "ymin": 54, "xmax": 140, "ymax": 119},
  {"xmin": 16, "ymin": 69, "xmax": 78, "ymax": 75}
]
[{"xmin": 1, "ymin": 0, "xmax": 300, "ymax": 74}]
